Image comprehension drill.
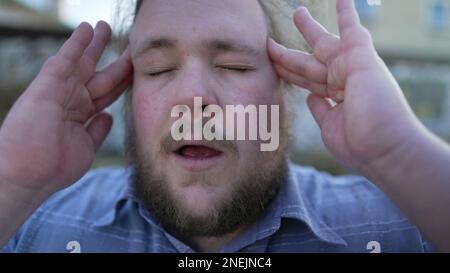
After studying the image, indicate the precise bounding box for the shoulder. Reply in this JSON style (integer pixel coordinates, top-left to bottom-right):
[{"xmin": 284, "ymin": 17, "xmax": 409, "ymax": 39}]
[
  {"xmin": 288, "ymin": 164, "xmax": 430, "ymax": 252},
  {"xmin": 289, "ymin": 164, "xmax": 409, "ymax": 226},
  {"xmin": 1, "ymin": 167, "xmax": 132, "ymax": 252},
  {"xmin": 290, "ymin": 164, "xmax": 392, "ymax": 211},
  {"xmin": 37, "ymin": 167, "xmax": 130, "ymax": 220}
]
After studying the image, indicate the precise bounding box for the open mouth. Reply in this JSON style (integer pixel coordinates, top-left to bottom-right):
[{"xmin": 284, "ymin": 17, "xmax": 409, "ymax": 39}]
[
  {"xmin": 171, "ymin": 141, "xmax": 225, "ymax": 171},
  {"xmin": 175, "ymin": 145, "xmax": 222, "ymax": 160}
]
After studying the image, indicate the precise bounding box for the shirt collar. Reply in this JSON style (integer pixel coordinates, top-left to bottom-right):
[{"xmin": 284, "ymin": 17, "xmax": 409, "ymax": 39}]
[
  {"xmin": 221, "ymin": 162, "xmax": 347, "ymax": 251},
  {"xmin": 96, "ymin": 162, "xmax": 347, "ymax": 249},
  {"xmin": 93, "ymin": 167, "xmax": 136, "ymax": 227},
  {"xmin": 276, "ymin": 162, "xmax": 347, "ymax": 246}
]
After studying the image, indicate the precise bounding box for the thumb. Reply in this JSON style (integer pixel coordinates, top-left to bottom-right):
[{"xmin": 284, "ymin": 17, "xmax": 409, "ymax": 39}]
[
  {"xmin": 86, "ymin": 112, "xmax": 113, "ymax": 152},
  {"xmin": 307, "ymin": 94, "xmax": 332, "ymax": 128}
]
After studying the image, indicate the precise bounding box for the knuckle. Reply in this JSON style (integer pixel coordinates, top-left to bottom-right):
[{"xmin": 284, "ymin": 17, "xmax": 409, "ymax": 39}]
[
  {"xmin": 99, "ymin": 72, "xmax": 115, "ymax": 90},
  {"xmin": 304, "ymin": 56, "xmax": 317, "ymax": 77},
  {"xmin": 41, "ymin": 56, "xmax": 63, "ymax": 74},
  {"xmin": 343, "ymin": 26, "xmax": 373, "ymax": 45},
  {"xmin": 293, "ymin": 57, "xmax": 308, "ymax": 76},
  {"xmin": 314, "ymin": 35, "xmax": 338, "ymax": 59}
]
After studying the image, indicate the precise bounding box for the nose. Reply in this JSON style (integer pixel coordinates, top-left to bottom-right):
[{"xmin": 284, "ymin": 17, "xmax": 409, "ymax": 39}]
[{"xmin": 170, "ymin": 60, "xmax": 220, "ymax": 115}]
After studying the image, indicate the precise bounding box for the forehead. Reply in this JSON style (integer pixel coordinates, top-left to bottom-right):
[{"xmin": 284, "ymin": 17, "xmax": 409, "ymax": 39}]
[{"xmin": 130, "ymin": 0, "xmax": 268, "ymax": 52}]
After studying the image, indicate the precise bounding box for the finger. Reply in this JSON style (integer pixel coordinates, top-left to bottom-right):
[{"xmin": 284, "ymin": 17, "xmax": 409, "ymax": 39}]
[
  {"xmin": 336, "ymin": 0, "xmax": 373, "ymax": 48},
  {"xmin": 268, "ymin": 38, "xmax": 327, "ymax": 83},
  {"xmin": 293, "ymin": 7, "xmax": 340, "ymax": 63},
  {"xmin": 336, "ymin": 0, "xmax": 360, "ymax": 33},
  {"xmin": 94, "ymin": 75, "xmax": 132, "ymax": 112},
  {"xmin": 84, "ymin": 21, "xmax": 112, "ymax": 65},
  {"xmin": 273, "ymin": 64, "xmax": 327, "ymax": 97},
  {"xmin": 307, "ymin": 94, "xmax": 332, "ymax": 129},
  {"xmin": 86, "ymin": 112, "xmax": 113, "ymax": 152},
  {"xmin": 87, "ymin": 48, "xmax": 133, "ymax": 100},
  {"xmin": 57, "ymin": 22, "xmax": 94, "ymax": 64}
]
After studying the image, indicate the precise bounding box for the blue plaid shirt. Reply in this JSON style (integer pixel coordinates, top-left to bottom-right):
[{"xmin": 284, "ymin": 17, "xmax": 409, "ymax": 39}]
[{"xmin": 2, "ymin": 163, "xmax": 432, "ymax": 253}]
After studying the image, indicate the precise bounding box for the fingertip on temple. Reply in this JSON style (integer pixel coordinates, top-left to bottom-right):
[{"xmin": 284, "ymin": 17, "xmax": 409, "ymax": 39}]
[
  {"xmin": 267, "ymin": 38, "xmax": 282, "ymax": 59},
  {"xmin": 293, "ymin": 6, "xmax": 311, "ymax": 25}
]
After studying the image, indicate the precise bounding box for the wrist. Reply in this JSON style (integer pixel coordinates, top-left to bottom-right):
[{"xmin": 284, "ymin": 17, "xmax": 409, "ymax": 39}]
[
  {"xmin": 0, "ymin": 155, "xmax": 53, "ymax": 247},
  {"xmin": 359, "ymin": 124, "xmax": 430, "ymax": 188},
  {"xmin": 0, "ymin": 146, "xmax": 54, "ymax": 207},
  {"xmin": 0, "ymin": 169, "xmax": 53, "ymax": 212}
]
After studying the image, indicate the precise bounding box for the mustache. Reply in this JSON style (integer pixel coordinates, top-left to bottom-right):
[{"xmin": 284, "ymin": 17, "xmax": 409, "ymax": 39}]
[{"xmin": 160, "ymin": 131, "xmax": 238, "ymax": 154}]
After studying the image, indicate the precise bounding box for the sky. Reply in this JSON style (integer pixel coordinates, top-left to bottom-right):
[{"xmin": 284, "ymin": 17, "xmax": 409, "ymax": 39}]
[
  {"xmin": 59, "ymin": 0, "xmax": 118, "ymax": 28},
  {"xmin": 16, "ymin": 0, "xmax": 120, "ymax": 28}
]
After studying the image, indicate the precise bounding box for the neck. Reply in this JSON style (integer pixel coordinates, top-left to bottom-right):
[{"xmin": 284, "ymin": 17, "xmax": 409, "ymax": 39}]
[{"xmin": 185, "ymin": 225, "xmax": 248, "ymax": 253}]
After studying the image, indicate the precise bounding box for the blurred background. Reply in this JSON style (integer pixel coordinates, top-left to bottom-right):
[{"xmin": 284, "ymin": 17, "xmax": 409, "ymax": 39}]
[{"xmin": 0, "ymin": 0, "xmax": 449, "ymax": 174}]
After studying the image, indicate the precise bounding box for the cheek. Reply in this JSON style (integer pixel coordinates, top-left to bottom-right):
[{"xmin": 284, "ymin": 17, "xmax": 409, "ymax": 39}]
[
  {"xmin": 132, "ymin": 86, "xmax": 172, "ymax": 140},
  {"xmin": 227, "ymin": 68, "xmax": 282, "ymax": 106}
]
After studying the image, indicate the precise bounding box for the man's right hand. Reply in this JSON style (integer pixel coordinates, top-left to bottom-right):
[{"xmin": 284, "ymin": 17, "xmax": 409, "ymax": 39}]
[{"xmin": 0, "ymin": 21, "xmax": 132, "ymax": 198}]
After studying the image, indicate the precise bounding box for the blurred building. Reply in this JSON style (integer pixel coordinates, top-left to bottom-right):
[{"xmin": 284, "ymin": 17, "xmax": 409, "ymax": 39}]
[
  {"xmin": 0, "ymin": 0, "xmax": 71, "ymax": 121},
  {"xmin": 1, "ymin": 0, "xmax": 67, "ymax": 36}
]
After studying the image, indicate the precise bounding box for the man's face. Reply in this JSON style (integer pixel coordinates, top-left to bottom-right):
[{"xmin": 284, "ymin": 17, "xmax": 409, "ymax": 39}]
[{"xmin": 128, "ymin": 0, "xmax": 288, "ymax": 237}]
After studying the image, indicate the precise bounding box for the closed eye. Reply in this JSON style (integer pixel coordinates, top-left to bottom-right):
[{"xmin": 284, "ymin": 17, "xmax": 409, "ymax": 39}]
[
  {"xmin": 218, "ymin": 65, "xmax": 255, "ymax": 73},
  {"xmin": 147, "ymin": 68, "xmax": 176, "ymax": 77}
]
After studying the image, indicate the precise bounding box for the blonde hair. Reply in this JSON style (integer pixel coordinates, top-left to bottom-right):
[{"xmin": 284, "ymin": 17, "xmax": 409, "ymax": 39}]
[
  {"xmin": 115, "ymin": 0, "xmax": 326, "ymax": 52},
  {"xmin": 259, "ymin": 0, "xmax": 320, "ymax": 51}
]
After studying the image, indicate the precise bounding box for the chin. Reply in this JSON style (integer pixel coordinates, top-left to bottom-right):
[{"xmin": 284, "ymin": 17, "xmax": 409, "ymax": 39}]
[{"xmin": 173, "ymin": 181, "xmax": 231, "ymax": 216}]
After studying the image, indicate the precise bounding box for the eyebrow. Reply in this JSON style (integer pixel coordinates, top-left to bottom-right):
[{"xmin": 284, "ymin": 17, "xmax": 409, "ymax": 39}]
[
  {"xmin": 134, "ymin": 37, "xmax": 177, "ymax": 58},
  {"xmin": 133, "ymin": 37, "xmax": 261, "ymax": 59},
  {"xmin": 208, "ymin": 39, "xmax": 261, "ymax": 56}
]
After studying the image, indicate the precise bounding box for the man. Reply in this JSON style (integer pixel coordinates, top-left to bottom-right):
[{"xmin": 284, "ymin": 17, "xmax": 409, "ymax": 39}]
[{"xmin": 0, "ymin": 0, "xmax": 449, "ymax": 253}]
